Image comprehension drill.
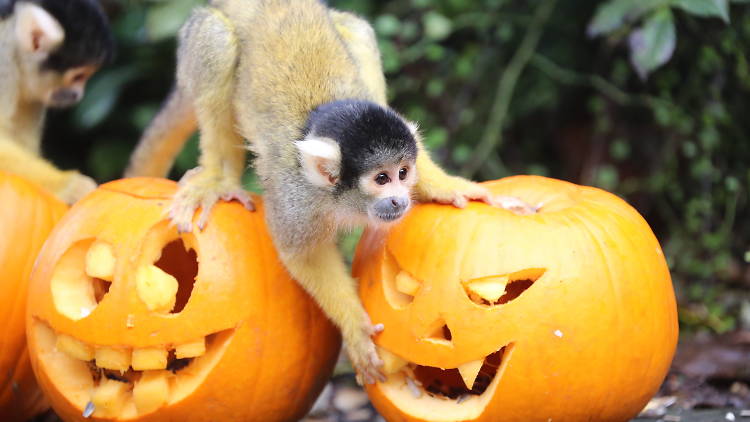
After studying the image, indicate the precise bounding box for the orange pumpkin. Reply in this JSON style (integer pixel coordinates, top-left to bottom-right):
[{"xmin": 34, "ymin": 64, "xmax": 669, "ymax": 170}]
[
  {"xmin": 0, "ymin": 171, "xmax": 67, "ymax": 421},
  {"xmin": 354, "ymin": 175, "xmax": 678, "ymax": 422},
  {"xmin": 26, "ymin": 178, "xmax": 341, "ymax": 422}
]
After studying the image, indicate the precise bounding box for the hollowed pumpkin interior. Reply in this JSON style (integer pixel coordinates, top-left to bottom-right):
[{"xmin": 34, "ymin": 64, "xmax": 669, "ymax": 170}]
[{"xmin": 377, "ymin": 345, "xmax": 514, "ymax": 421}]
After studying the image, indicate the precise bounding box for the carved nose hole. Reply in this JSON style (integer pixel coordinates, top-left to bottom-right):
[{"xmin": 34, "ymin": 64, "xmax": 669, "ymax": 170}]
[{"xmin": 423, "ymin": 318, "xmax": 453, "ymax": 346}]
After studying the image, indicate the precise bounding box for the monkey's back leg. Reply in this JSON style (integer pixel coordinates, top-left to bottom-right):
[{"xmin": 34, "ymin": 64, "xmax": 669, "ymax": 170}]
[{"xmin": 169, "ymin": 7, "xmax": 253, "ymax": 232}]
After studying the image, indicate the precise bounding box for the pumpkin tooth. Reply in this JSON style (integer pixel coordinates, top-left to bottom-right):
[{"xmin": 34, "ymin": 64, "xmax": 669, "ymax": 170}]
[
  {"xmin": 395, "ymin": 271, "xmax": 420, "ymax": 296},
  {"xmin": 91, "ymin": 378, "xmax": 129, "ymax": 417},
  {"xmin": 464, "ymin": 276, "xmax": 509, "ymax": 303},
  {"xmin": 56, "ymin": 333, "xmax": 94, "ymax": 361},
  {"xmin": 457, "ymin": 359, "xmax": 484, "ymax": 389},
  {"xmin": 133, "ymin": 370, "xmax": 170, "ymax": 414},
  {"xmin": 135, "ymin": 265, "xmax": 178, "ymax": 312},
  {"xmin": 95, "ymin": 346, "xmax": 131, "ymax": 372},
  {"xmin": 85, "ymin": 241, "xmax": 116, "ymax": 280},
  {"xmin": 377, "ymin": 346, "xmax": 408, "ymax": 374},
  {"xmin": 175, "ymin": 338, "xmax": 206, "ymax": 359},
  {"xmin": 132, "ymin": 348, "xmax": 168, "ymax": 370}
]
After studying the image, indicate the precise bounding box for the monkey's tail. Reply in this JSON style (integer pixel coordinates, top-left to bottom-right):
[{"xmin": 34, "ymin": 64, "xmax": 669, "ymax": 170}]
[{"xmin": 124, "ymin": 87, "xmax": 197, "ymax": 178}]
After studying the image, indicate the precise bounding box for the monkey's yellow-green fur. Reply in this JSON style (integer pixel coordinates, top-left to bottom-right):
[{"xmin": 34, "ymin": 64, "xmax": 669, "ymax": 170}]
[{"xmin": 126, "ymin": 0, "xmax": 505, "ymax": 383}]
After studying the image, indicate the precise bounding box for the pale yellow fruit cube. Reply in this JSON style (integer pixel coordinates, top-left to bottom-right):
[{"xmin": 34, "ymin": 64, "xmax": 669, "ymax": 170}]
[
  {"xmin": 95, "ymin": 346, "xmax": 131, "ymax": 372},
  {"xmin": 56, "ymin": 334, "xmax": 94, "ymax": 361},
  {"xmin": 175, "ymin": 338, "xmax": 206, "ymax": 359},
  {"xmin": 395, "ymin": 271, "xmax": 420, "ymax": 296},
  {"xmin": 464, "ymin": 275, "xmax": 508, "ymax": 303},
  {"xmin": 91, "ymin": 378, "xmax": 129, "ymax": 417},
  {"xmin": 132, "ymin": 348, "xmax": 168, "ymax": 370},
  {"xmin": 378, "ymin": 346, "xmax": 408, "ymax": 375},
  {"xmin": 133, "ymin": 371, "xmax": 169, "ymax": 415},
  {"xmin": 136, "ymin": 265, "xmax": 177, "ymax": 312},
  {"xmin": 85, "ymin": 241, "xmax": 116, "ymax": 280}
]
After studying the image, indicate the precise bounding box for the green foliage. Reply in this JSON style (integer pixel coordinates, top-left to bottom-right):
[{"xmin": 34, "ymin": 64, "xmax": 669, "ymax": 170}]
[{"xmin": 43, "ymin": 0, "xmax": 750, "ymax": 334}]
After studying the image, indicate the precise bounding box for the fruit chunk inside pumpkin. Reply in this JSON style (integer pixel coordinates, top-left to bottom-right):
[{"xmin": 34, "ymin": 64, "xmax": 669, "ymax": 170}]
[
  {"xmin": 376, "ymin": 345, "xmax": 513, "ymax": 421},
  {"xmin": 33, "ymin": 321, "xmax": 234, "ymax": 418}
]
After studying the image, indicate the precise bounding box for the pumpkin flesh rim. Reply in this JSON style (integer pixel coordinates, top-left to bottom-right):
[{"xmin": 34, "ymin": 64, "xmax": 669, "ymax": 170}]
[
  {"xmin": 375, "ymin": 344, "xmax": 514, "ymax": 421},
  {"xmin": 31, "ymin": 319, "xmax": 235, "ymax": 419}
]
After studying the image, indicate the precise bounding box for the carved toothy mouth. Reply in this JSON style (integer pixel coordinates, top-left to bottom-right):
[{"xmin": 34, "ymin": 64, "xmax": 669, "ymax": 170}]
[
  {"xmin": 31, "ymin": 321, "xmax": 235, "ymax": 419},
  {"xmin": 377, "ymin": 344, "xmax": 513, "ymax": 421}
]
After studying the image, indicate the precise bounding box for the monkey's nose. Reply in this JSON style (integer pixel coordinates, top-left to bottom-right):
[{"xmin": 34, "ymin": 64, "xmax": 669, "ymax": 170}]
[{"xmin": 389, "ymin": 196, "xmax": 409, "ymax": 212}]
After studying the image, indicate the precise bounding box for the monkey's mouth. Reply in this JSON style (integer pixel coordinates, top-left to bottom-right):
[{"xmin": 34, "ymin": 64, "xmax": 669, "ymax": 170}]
[{"xmin": 374, "ymin": 211, "xmax": 406, "ymax": 223}]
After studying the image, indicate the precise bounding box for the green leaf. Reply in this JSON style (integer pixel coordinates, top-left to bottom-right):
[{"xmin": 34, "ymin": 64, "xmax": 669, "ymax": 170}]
[
  {"xmin": 587, "ymin": 0, "xmax": 664, "ymax": 37},
  {"xmin": 628, "ymin": 8, "xmax": 676, "ymax": 79},
  {"xmin": 145, "ymin": 0, "xmax": 203, "ymax": 42},
  {"xmin": 73, "ymin": 67, "xmax": 139, "ymax": 129},
  {"xmin": 671, "ymin": 0, "xmax": 729, "ymax": 22},
  {"xmin": 423, "ymin": 11, "xmax": 453, "ymax": 41}
]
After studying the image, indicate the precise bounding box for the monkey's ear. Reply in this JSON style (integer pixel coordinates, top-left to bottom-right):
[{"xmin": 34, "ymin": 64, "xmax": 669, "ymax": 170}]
[
  {"xmin": 14, "ymin": 2, "xmax": 64, "ymax": 56},
  {"xmin": 295, "ymin": 136, "xmax": 341, "ymax": 187},
  {"xmin": 405, "ymin": 120, "xmax": 420, "ymax": 137}
]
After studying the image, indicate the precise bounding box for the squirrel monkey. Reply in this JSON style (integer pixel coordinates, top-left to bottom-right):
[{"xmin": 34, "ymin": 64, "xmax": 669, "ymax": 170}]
[
  {"xmin": 0, "ymin": 0, "xmax": 113, "ymax": 203},
  {"xmin": 126, "ymin": 0, "xmax": 532, "ymax": 383}
]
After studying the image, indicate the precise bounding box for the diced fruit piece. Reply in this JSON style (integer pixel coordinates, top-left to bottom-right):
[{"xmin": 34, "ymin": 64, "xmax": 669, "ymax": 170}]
[
  {"xmin": 91, "ymin": 378, "xmax": 129, "ymax": 417},
  {"xmin": 395, "ymin": 271, "xmax": 420, "ymax": 296},
  {"xmin": 95, "ymin": 346, "xmax": 131, "ymax": 372},
  {"xmin": 464, "ymin": 275, "xmax": 509, "ymax": 303},
  {"xmin": 136, "ymin": 265, "xmax": 177, "ymax": 312},
  {"xmin": 132, "ymin": 348, "xmax": 168, "ymax": 370},
  {"xmin": 85, "ymin": 241, "xmax": 116, "ymax": 280},
  {"xmin": 133, "ymin": 371, "xmax": 169, "ymax": 414},
  {"xmin": 175, "ymin": 338, "xmax": 206, "ymax": 359},
  {"xmin": 457, "ymin": 359, "xmax": 484, "ymax": 389},
  {"xmin": 378, "ymin": 346, "xmax": 408, "ymax": 374},
  {"xmin": 56, "ymin": 333, "xmax": 94, "ymax": 361}
]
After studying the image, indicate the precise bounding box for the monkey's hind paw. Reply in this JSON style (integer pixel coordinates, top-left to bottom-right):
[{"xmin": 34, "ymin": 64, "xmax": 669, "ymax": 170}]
[{"xmin": 168, "ymin": 168, "xmax": 254, "ymax": 232}]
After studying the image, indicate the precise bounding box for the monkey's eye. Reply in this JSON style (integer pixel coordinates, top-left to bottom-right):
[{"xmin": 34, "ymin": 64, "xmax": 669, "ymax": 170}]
[
  {"xmin": 375, "ymin": 173, "xmax": 390, "ymax": 185},
  {"xmin": 399, "ymin": 167, "xmax": 408, "ymax": 180}
]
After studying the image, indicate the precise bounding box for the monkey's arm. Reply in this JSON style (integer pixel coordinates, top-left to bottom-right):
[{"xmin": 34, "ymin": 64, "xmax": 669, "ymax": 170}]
[
  {"xmin": 0, "ymin": 138, "xmax": 95, "ymax": 203},
  {"xmin": 125, "ymin": 88, "xmax": 197, "ymax": 178},
  {"xmin": 414, "ymin": 140, "xmax": 535, "ymax": 213},
  {"xmin": 282, "ymin": 240, "xmax": 384, "ymax": 384}
]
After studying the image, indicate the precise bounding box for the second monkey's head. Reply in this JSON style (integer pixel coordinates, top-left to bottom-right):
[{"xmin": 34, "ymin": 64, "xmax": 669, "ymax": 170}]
[
  {"xmin": 8, "ymin": 0, "xmax": 114, "ymax": 108},
  {"xmin": 296, "ymin": 100, "xmax": 419, "ymax": 227}
]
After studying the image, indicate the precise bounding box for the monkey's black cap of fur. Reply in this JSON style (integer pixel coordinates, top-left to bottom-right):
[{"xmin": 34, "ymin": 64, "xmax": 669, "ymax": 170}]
[
  {"xmin": 24, "ymin": 0, "xmax": 115, "ymax": 71},
  {"xmin": 305, "ymin": 100, "xmax": 418, "ymax": 191}
]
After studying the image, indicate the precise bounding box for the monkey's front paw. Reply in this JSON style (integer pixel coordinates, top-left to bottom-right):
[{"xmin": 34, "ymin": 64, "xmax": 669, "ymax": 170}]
[
  {"xmin": 348, "ymin": 321, "xmax": 385, "ymax": 385},
  {"xmin": 424, "ymin": 178, "xmax": 494, "ymax": 208},
  {"xmin": 491, "ymin": 195, "xmax": 538, "ymax": 215},
  {"xmin": 169, "ymin": 167, "xmax": 254, "ymax": 232},
  {"xmin": 58, "ymin": 172, "xmax": 97, "ymax": 204}
]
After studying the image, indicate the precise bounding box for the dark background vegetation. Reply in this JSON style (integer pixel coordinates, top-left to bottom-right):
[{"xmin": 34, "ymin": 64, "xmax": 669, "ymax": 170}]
[{"xmin": 44, "ymin": 0, "xmax": 748, "ymax": 338}]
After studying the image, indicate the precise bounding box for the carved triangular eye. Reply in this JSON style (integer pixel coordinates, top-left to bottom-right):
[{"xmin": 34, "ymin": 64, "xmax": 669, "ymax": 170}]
[
  {"xmin": 382, "ymin": 251, "xmax": 423, "ymax": 308},
  {"xmin": 462, "ymin": 268, "xmax": 545, "ymax": 306}
]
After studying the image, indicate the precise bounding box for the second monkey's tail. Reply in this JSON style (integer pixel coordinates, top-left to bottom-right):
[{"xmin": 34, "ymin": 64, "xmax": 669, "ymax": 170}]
[{"xmin": 124, "ymin": 87, "xmax": 197, "ymax": 178}]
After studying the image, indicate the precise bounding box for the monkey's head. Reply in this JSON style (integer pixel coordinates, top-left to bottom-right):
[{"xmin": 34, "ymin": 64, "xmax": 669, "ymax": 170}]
[
  {"xmin": 296, "ymin": 100, "xmax": 419, "ymax": 227},
  {"xmin": 11, "ymin": 0, "xmax": 114, "ymax": 108}
]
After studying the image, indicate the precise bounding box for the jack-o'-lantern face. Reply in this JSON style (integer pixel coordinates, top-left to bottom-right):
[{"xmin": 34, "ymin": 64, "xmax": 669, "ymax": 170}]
[
  {"xmin": 27, "ymin": 178, "xmax": 340, "ymax": 422},
  {"xmin": 354, "ymin": 176, "xmax": 678, "ymax": 422}
]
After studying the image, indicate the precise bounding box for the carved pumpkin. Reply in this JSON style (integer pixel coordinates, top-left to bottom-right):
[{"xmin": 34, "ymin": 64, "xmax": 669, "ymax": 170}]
[
  {"xmin": 354, "ymin": 175, "xmax": 678, "ymax": 422},
  {"xmin": 27, "ymin": 178, "xmax": 341, "ymax": 421},
  {"xmin": 0, "ymin": 172, "xmax": 66, "ymax": 421}
]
